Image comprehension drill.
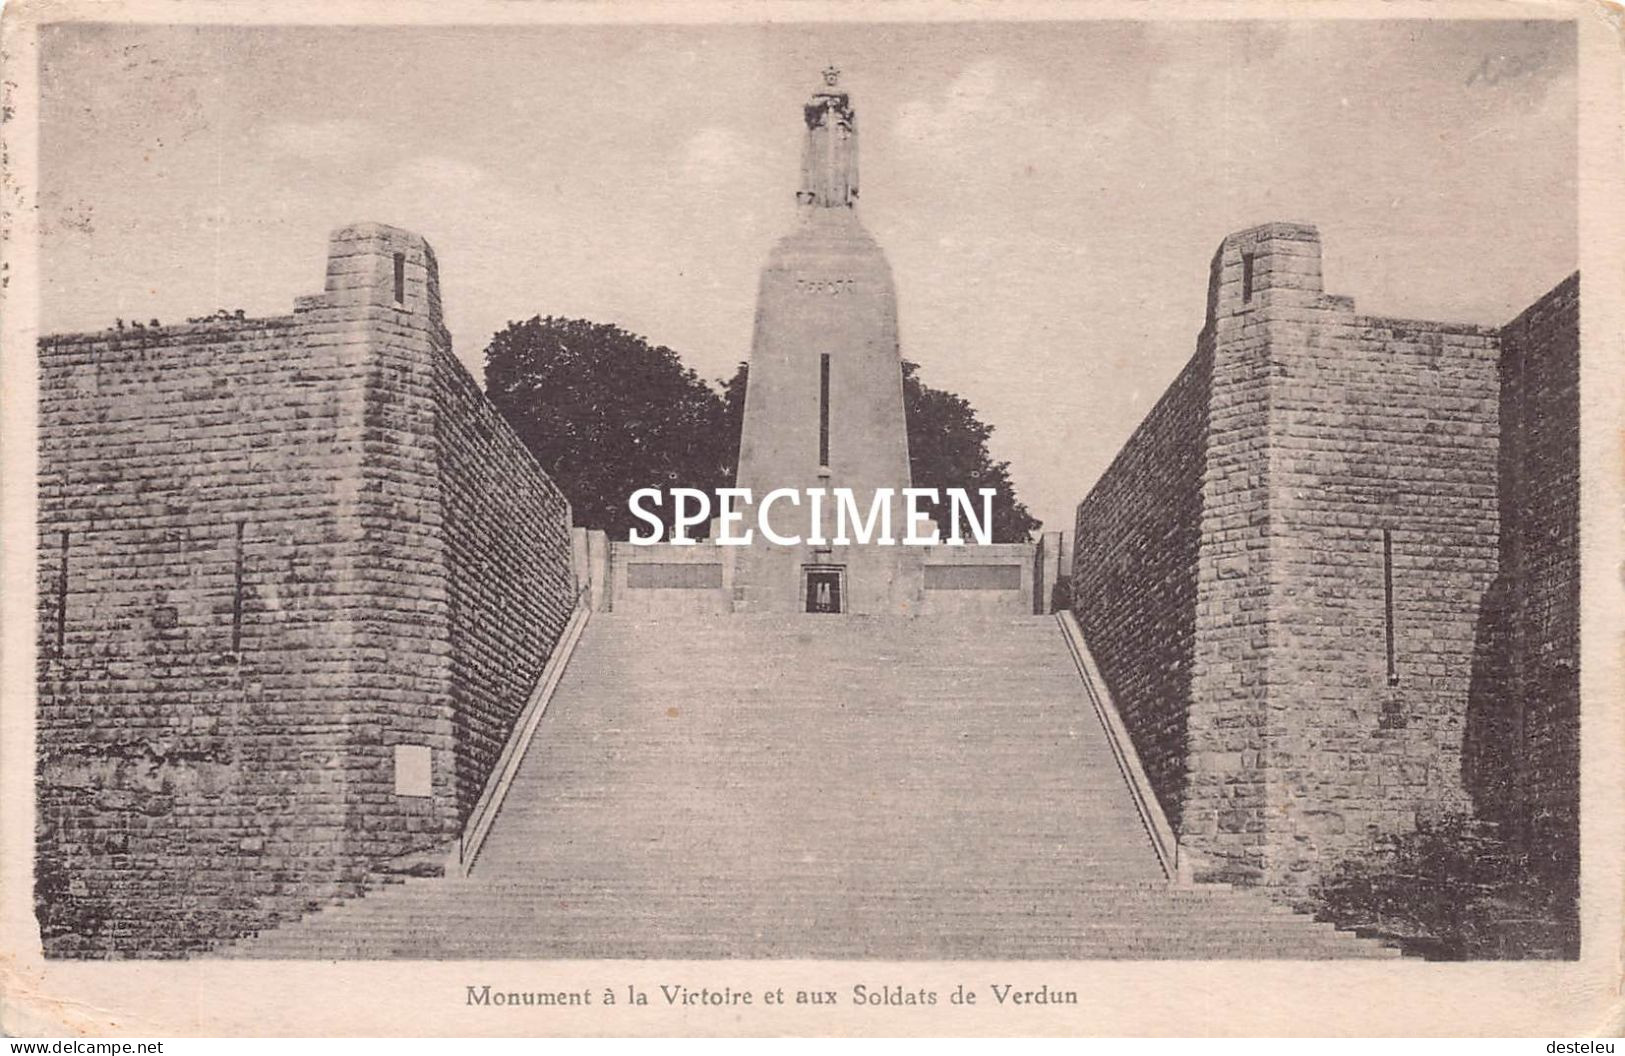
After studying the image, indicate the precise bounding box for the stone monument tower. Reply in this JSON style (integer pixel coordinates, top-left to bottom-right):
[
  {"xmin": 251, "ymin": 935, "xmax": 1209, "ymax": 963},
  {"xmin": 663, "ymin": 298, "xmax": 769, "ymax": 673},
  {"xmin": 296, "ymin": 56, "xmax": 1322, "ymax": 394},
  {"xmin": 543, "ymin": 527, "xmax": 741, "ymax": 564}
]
[{"xmin": 731, "ymin": 67, "xmax": 926, "ymax": 615}]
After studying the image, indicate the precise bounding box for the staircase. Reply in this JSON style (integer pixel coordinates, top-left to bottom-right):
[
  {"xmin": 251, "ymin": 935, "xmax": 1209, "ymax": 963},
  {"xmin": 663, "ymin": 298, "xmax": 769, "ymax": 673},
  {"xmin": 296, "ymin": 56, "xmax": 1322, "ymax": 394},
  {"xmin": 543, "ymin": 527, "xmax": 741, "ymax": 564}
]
[{"xmin": 223, "ymin": 615, "xmax": 1395, "ymax": 959}]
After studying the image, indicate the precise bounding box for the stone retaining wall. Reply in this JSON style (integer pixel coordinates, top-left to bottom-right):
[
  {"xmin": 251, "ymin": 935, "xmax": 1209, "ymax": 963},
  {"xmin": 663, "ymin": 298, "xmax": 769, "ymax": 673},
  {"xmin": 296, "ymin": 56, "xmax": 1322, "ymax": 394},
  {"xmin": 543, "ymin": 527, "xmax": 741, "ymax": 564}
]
[
  {"xmin": 1466, "ymin": 273, "xmax": 1581, "ymax": 942},
  {"xmin": 35, "ymin": 223, "xmax": 576, "ymax": 956},
  {"xmin": 435, "ymin": 330, "xmax": 577, "ymax": 815},
  {"xmin": 1071, "ymin": 222, "xmax": 1573, "ymax": 894},
  {"xmin": 1072, "ymin": 347, "xmax": 1209, "ymax": 829}
]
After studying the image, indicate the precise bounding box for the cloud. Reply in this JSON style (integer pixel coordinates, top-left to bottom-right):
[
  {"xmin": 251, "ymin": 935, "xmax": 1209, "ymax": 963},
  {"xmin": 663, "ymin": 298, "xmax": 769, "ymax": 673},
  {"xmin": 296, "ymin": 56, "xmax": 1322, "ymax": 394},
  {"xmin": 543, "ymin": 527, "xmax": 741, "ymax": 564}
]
[
  {"xmin": 262, "ymin": 118, "xmax": 388, "ymax": 163},
  {"xmin": 355, "ymin": 154, "xmax": 540, "ymax": 259},
  {"xmin": 678, "ymin": 126, "xmax": 760, "ymax": 186},
  {"xmin": 892, "ymin": 58, "xmax": 1046, "ymax": 149},
  {"xmin": 383, "ymin": 155, "xmax": 496, "ymax": 192}
]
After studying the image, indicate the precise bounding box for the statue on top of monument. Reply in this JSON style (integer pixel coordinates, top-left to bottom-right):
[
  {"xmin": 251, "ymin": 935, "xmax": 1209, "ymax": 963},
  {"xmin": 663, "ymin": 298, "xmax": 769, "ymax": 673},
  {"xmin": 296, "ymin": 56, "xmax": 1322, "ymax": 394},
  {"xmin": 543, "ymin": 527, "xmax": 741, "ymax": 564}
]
[{"xmin": 798, "ymin": 65, "xmax": 858, "ymax": 209}]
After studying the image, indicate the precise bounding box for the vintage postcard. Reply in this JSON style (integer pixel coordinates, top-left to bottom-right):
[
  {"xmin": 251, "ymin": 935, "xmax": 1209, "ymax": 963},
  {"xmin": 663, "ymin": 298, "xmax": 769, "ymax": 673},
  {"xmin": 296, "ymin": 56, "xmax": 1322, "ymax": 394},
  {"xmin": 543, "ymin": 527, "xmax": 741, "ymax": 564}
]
[{"xmin": 1, "ymin": 0, "xmax": 1621, "ymax": 1038}]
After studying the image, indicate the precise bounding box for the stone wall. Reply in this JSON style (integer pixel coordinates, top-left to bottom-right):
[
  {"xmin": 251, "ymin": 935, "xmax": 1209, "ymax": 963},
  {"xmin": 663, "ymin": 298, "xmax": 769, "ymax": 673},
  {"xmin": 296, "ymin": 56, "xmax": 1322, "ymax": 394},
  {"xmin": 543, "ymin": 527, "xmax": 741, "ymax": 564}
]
[
  {"xmin": 920, "ymin": 542, "xmax": 1039, "ymax": 616},
  {"xmin": 1072, "ymin": 222, "xmax": 1533, "ymax": 890},
  {"xmin": 602, "ymin": 537, "xmax": 1047, "ymax": 617},
  {"xmin": 36, "ymin": 313, "xmax": 365, "ymax": 957},
  {"xmin": 434, "ymin": 336, "xmax": 577, "ymax": 815},
  {"xmin": 35, "ymin": 223, "xmax": 577, "ymax": 956},
  {"xmin": 1466, "ymin": 273, "xmax": 1581, "ymax": 935},
  {"xmin": 320, "ymin": 226, "xmax": 459, "ymax": 880},
  {"xmin": 1072, "ymin": 347, "xmax": 1209, "ymax": 829},
  {"xmin": 1246, "ymin": 229, "xmax": 1501, "ymax": 888},
  {"xmin": 605, "ymin": 541, "xmax": 735, "ymax": 617}
]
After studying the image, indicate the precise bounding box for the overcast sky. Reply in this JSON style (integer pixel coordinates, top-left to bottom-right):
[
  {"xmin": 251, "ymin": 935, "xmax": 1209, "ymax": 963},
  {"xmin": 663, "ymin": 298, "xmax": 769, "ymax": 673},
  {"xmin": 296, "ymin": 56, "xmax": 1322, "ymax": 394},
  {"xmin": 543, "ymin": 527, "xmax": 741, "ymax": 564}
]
[{"xmin": 38, "ymin": 19, "xmax": 1576, "ymax": 534}]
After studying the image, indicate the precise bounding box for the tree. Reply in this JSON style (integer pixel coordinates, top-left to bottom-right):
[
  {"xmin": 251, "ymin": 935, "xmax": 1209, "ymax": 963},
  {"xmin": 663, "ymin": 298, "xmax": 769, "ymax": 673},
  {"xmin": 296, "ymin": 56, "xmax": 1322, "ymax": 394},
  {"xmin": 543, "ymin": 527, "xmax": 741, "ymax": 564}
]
[
  {"xmin": 719, "ymin": 359, "xmax": 749, "ymax": 467},
  {"xmin": 484, "ymin": 316, "xmax": 1040, "ymax": 544},
  {"xmin": 718, "ymin": 360, "xmax": 1040, "ymax": 543},
  {"xmin": 483, "ymin": 317, "xmax": 733, "ymax": 540},
  {"xmin": 902, "ymin": 360, "xmax": 1040, "ymax": 543}
]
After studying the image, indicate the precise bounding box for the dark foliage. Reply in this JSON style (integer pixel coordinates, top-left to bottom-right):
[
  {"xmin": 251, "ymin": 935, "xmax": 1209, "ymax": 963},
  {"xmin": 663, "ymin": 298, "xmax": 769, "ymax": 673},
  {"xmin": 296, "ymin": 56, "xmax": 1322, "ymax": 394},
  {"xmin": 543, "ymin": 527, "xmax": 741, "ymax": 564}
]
[
  {"xmin": 1310, "ymin": 812, "xmax": 1576, "ymax": 959},
  {"xmin": 485, "ymin": 316, "xmax": 1040, "ymax": 543},
  {"xmin": 899, "ymin": 360, "xmax": 1042, "ymax": 543},
  {"xmin": 719, "ymin": 360, "xmax": 1042, "ymax": 543},
  {"xmin": 718, "ymin": 359, "xmax": 749, "ymax": 472},
  {"xmin": 34, "ymin": 844, "xmax": 109, "ymax": 949},
  {"xmin": 484, "ymin": 317, "xmax": 734, "ymax": 540}
]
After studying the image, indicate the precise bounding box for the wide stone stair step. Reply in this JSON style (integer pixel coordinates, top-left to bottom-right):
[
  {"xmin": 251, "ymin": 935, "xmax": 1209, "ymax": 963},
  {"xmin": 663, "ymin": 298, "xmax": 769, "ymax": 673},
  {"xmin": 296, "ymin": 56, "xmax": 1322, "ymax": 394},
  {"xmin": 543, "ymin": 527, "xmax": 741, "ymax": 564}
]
[{"xmin": 218, "ymin": 615, "xmax": 1397, "ymax": 960}]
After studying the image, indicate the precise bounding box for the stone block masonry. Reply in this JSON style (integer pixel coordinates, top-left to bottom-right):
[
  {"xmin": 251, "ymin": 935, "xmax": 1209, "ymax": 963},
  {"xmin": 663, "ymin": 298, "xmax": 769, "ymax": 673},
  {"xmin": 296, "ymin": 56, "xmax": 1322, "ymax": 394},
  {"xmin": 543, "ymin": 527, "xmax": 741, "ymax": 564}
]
[
  {"xmin": 1466, "ymin": 273, "xmax": 1580, "ymax": 945},
  {"xmin": 36, "ymin": 222, "xmax": 577, "ymax": 957},
  {"xmin": 435, "ymin": 345, "xmax": 578, "ymax": 813},
  {"xmin": 1073, "ymin": 221, "xmax": 1577, "ymax": 899},
  {"xmin": 1246, "ymin": 227, "xmax": 1500, "ymax": 890},
  {"xmin": 1071, "ymin": 345, "xmax": 1209, "ymax": 831}
]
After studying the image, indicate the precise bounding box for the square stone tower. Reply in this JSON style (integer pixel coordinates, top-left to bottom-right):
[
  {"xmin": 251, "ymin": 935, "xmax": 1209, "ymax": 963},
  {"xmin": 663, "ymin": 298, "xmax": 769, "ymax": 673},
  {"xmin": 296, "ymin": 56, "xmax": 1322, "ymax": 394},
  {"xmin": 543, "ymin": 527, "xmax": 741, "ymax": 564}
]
[{"xmin": 1073, "ymin": 221, "xmax": 1506, "ymax": 890}]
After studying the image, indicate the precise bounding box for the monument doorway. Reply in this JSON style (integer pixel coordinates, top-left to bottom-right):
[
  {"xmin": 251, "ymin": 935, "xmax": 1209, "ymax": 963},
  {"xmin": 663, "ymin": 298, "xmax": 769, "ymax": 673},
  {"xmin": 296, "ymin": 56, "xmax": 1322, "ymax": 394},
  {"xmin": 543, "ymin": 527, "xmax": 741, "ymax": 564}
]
[{"xmin": 803, "ymin": 566, "xmax": 845, "ymax": 614}]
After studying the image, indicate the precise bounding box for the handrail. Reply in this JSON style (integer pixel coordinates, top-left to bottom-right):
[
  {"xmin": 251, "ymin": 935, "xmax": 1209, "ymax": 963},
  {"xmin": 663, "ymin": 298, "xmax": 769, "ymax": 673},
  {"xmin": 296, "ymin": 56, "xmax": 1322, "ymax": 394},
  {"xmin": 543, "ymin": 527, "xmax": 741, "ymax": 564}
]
[
  {"xmin": 456, "ymin": 591, "xmax": 593, "ymax": 875},
  {"xmin": 1055, "ymin": 609, "xmax": 1195, "ymax": 885}
]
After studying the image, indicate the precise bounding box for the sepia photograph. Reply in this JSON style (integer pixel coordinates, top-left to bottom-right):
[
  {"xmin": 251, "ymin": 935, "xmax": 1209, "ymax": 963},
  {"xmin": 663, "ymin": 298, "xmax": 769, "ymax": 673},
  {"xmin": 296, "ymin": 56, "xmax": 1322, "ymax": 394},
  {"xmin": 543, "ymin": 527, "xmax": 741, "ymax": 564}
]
[{"xmin": 1, "ymin": 0, "xmax": 1620, "ymax": 1039}]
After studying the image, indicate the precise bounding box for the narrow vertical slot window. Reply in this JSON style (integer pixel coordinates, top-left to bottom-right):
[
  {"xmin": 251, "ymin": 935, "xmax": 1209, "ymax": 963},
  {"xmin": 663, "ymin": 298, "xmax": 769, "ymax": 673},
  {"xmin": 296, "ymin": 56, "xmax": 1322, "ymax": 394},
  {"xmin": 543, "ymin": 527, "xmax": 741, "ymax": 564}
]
[
  {"xmin": 819, "ymin": 353, "xmax": 831, "ymax": 468},
  {"xmin": 392, "ymin": 252, "xmax": 406, "ymax": 307},
  {"xmin": 232, "ymin": 521, "xmax": 246, "ymax": 653},
  {"xmin": 1383, "ymin": 528, "xmax": 1398, "ymax": 686},
  {"xmin": 55, "ymin": 529, "xmax": 69, "ymax": 658},
  {"xmin": 1241, "ymin": 251, "xmax": 1256, "ymax": 303}
]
